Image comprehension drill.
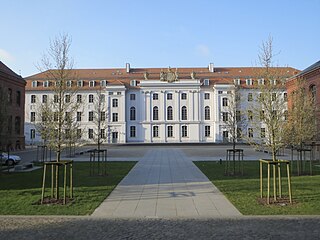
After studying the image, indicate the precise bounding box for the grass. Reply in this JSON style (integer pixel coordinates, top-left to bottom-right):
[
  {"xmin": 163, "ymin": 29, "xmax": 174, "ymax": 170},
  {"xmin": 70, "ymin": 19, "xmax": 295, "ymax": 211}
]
[
  {"xmin": 194, "ymin": 161, "xmax": 320, "ymax": 215},
  {"xmin": 0, "ymin": 161, "xmax": 136, "ymax": 215}
]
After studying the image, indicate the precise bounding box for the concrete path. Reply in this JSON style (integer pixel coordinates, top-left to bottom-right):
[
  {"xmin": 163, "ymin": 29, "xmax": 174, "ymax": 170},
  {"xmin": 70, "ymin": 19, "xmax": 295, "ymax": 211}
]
[{"xmin": 92, "ymin": 148, "xmax": 241, "ymax": 218}]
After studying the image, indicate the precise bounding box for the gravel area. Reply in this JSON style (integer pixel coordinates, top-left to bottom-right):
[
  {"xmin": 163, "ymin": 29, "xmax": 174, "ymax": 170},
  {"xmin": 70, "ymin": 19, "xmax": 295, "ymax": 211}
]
[{"xmin": 1, "ymin": 216, "xmax": 320, "ymax": 240}]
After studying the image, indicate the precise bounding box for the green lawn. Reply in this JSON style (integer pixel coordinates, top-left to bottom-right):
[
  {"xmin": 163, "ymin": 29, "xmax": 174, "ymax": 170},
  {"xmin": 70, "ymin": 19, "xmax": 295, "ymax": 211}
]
[
  {"xmin": 0, "ymin": 161, "xmax": 136, "ymax": 215},
  {"xmin": 194, "ymin": 161, "xmax": 320, "ymax": 215}
]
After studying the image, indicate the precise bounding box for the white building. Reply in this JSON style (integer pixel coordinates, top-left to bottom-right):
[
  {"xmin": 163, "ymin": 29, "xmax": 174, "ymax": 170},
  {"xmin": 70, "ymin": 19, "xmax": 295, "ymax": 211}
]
[{"xmin": 24, "ymin": 64, "xmax": 298, "ymax": 145}]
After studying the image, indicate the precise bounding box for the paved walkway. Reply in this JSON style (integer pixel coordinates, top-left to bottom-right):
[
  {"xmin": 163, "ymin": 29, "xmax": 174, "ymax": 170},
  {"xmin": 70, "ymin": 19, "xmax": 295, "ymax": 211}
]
[{"xmin": 92, "ymin": 148, "xmax": 241, "ymax": 218}]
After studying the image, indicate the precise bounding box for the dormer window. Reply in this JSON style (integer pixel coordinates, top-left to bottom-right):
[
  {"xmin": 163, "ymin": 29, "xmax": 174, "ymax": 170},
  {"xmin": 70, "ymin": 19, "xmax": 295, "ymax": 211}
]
[
  {"xmin": 31, "ymin": 81, "xmax": 38, "ymax": 88},
  {"xmin": 130, "ymin": 80, "xmax": 137, "ymax": 86},
  {"xmin": 89, "ymin": 80, "xmax": 95, "ymax": 87},
  {"xmin": 100, "ymin": 80, "xmax": 107, "ymax": 87},
  {"xmin": 66, "ymin": 80, "xmax": 72, "ymax": 87},
  {"xmin": 204, "ymin": 79, "xmax": 209, "ymax": 86},
  {"xmin": 77, "ymin": 80, "xmax": 83, "ymax": 87},
  {"xmin": 43, "ymin": 81, "xmax": 49, "ymax": 87},
  {"xmin": 234, "ymin": 79, "xmax": 241, "ymax": 85},
  {"xmin": 270, "ymin": 79, "xmax": 277, "ymax": 85},
  {"xmin": 246, "ymin": 79, "xmax": 253, "ymax": 85},
  {"xmin": 258, "ymin": 78, "xmax": 265, "ymax": 85}
]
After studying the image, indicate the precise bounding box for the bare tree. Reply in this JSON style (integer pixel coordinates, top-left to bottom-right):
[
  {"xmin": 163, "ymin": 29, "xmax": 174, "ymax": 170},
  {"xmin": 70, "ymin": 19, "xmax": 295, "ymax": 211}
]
[{"xmin": 246, "ymin": 37, "xmax": 288, "ymax": 162}]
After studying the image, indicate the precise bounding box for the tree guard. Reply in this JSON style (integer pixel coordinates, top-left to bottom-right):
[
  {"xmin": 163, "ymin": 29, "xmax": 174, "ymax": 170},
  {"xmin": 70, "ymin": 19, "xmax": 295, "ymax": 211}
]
[
  {"xmin": 89, "ymin": 149, "xmax": 107, "ymax": 176},
  {"xmin": 225, "ymin": 149, "xmax": 244, "ymax": 176},
  {"xmin": 259, "ymin": 159, "xmax": 292, "ymax": 204}
]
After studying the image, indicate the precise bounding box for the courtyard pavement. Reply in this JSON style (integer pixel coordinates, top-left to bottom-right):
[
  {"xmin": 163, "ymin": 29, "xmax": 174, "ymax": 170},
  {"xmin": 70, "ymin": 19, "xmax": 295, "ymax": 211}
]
[{"xmin": 92, "ymin": 148, "xmax": 241, "ymax": 218}]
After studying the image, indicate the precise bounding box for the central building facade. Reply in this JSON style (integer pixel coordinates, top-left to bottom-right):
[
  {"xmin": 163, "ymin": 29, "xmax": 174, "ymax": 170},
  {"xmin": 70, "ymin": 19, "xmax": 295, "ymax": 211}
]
[{"xmin": 24, "ymin": 63, "xmax": 299, "ymax": 145}]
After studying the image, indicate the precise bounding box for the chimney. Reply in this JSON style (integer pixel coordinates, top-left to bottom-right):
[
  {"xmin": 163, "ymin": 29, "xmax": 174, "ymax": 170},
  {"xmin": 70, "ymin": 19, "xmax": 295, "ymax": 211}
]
[
  {"xmin": 208, "ymin": 63, "xmax": 214, "ymax": 73},
  {"xmin": 126, "ymin": 63, "xmax": 130, "ymax": 73}
]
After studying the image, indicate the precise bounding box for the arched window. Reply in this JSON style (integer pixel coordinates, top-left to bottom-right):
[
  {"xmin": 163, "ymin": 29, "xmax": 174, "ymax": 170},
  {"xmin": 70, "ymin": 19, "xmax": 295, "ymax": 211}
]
[
  {"xmin": 205, "ymin": 106, "xmax": 210, "ymax": 120},
  {"xmin": 181, "ymin": 106, "xmax": 187, "ymax": 120},
  {"xmin": 153, "ymin": 106, "xmax": 159, "ymax": 120},
  {"xmin": 310, "ymin": 85, "xmax": 316, "ymax": 100},
  {"xmin": 167, "ymin": 106, "xmax": 173, "ymax": 120},
  {"xmin": 130, "ymin": 107, "xmax": 136, "ymax": 121}
]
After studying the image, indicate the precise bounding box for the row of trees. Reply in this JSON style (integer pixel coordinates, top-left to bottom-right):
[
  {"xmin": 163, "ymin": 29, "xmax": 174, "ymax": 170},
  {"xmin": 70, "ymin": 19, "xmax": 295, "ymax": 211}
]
[{"xmin": 223, "ymin": 37, "xmax": 318, "ymax": 162}]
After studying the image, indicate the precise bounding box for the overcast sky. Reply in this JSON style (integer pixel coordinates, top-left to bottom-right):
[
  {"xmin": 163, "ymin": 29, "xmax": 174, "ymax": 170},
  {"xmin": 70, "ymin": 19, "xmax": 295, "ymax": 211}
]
[{"xmin": 1, "ymin": 0, "xmax": 319, "ymax": 77}]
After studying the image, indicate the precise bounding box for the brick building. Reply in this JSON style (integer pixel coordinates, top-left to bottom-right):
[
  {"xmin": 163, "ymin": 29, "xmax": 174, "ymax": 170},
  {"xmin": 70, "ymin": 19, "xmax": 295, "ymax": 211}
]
[{"xmin": 0, "ymin": 61, "xmax": 26, "ymax": 150}]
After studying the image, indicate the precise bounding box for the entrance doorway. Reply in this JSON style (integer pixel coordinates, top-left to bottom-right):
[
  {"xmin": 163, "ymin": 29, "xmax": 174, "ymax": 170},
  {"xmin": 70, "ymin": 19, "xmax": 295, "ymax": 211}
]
[{"xmin": 112, "ymin": 132, "xmax": 118, "ymax": 143}]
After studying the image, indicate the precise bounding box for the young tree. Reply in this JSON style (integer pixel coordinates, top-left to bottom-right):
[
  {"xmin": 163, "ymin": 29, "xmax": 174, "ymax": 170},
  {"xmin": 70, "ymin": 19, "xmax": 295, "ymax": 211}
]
[
  {"xmin": 36, "ymin": 34, "xmax": 80, "ymax": 162},
  {"xmin": 247, "ymin": 37, "xmax": 288, "ymax": 162},
  {"xmin": 285, "ymin": 78, "xmax": 317, "ymax": 174}
]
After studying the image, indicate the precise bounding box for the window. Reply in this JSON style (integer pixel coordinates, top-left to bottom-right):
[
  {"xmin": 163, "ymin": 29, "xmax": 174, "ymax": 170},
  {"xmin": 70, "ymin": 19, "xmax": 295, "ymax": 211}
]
[
  {"xmin": 130, "ymin": 94, "xmax": 136, "ymax": 100},
  {"xmin": 100, "ymin": 94, "xmax": 105, "ymax": 102},
  {"xmin": 77, "ymin": 112, "xmax": 82, "ymax": 122},
  {"xmin": 167, "ymin": 126, "xmax": 173, "ymax": 137},
  {"xmin": 100, "ymin": 129, "xmax": 106, "ymax": 139},
  {"xmin": 130, "ymin": 107, "xmax": 136, "ymax": 121},
  {"xmin": 42, "ymin": 95, "xmax": 47, "ymax": 103},
  {"xmin": 89, "ymin": 94, "xmax": 94, "ymax": 103},
  {"xmin": 31, "ymin": 95, "xmax": 36, "ymax": 103},
  {"xmin": 66, "ymin": 81, "xmax": 72, "ymax": 87},
  {"xmin": 310, "ymin": 85, "xmax": 316, "ymax": 100},
  {"xmin": 65, "ymin": 112, "xmax": 71, "ymax": 122},
  {"xmin": 181, "ymin": 106, "xmax": 187, "ymax": 120},
  {"xmin": 246, "ymin": 79, "xmax": 253, "ymax": 85},
  {"xmin": 248, "ymin": 110, "xmax": 253, "ymax": 121},
  {"xmin": 259, "ymin": 93, "xmax": 264, "ymax": 101},
  {"xmin": 260, "ymin": 110, "xmax": 265, "ymax": 121},
  {"xmin": 248, "ymin": 128, "xmax": 253, "ymax": 138},
  {"xmin": 218, "ymin": 90, "xmax": 223, "ymax": 94},
  {"xmin": 204, "ymin": 79, "xmax": 209, "ymax": 86},
  {"xmin": 261, "ymin": 128, "xmax": 266, "ymax": 138},
  {"xmin": 272, "ymin": 93, "xmax": 277, "ymax": 101},
  {"xmin": 153, "ymin": 93, "xmax": 158, "ymax": 100},
  {"xmin": 270, "ymin": 79, "xmax": 277, "ymax": 85},
  {"xmin": 30, "ymin": 129, "xmax": 36, "ymax": 139},
  {"xmin": 89, "ymin": 80, "xmax": 95, "ymax": 87},
  {"xmin": 54, "ymin": 112, "xmax": 58, "ymax": 121},
  {"xmin": 284, "ymin": 93, "xmax": 288, "ymax": 102},
  {"xmin": 284, "ymin": 110, "xmax": 288, "ymax": 121},
  {"xmin": 77, "ymin": 80, "xmax": 83, "ymax": 87},
  {"xmin": 112, "ymin": 113, "xmax": 118, "ymax": 122},
  {"xmin": 77, "ymin": 94, "xmax": 82, "ymax": 103},
  {"xmin": 153, "ymin": 106, "xmax": 159, "ymax": 120},
  {"xmin": 222, "ymin": 112, "xmax": 228, "ymax": 122},
  {"xmin": 234, "ymin": 79, "xmax": 241, "ymax": 85},
  {"xmin": 54, "ymin": 95, "xmax": 58, "ymax": 103},
  {"xmin": 248, "ymin": 93, "xmax": 253, "ymax": 101},
  {"xmin": 205, "ymin": 126, "xmax": 210, "ymax": 137},
  {"xmin": 181, "ymin": 93, "xmax": 187, "ymax": 100},
  {"xmin": 100, "ymin": 111, "xmax": 106, "ymax": 121},
  {"xmin": 130, "ymin": 80, "xmax": 137, "ymax": 86},
  {"xmin": 77, "ymin": 129, "xmax": 82, "ymax": 139},
  {"xmin": 130, "ymin": 126, "xmax": 136, "ymax": 137},
  {"xmin": 204, "ymin": 93, "xmax": 210, "ymax": 100},
  {"xmin": 32, "ymin": 81, "xmax": 37, "ymax": 88},
  {"xmin": 15, "ymin": 117, "xmax": 21, "ymax": 134},
  {"xmin": 42, "ymin": 113, "xmax": 47, "ymax": 122},
  {"xmin": 182, "ymin": 126, "xmax": 188, "ymax": 137},
  {"xmin": 167, "ymin": 93, "xmax": 173, "ymax": 100},
  {"xmin": 65, "ymin": 95, "xmax": 70, "ymax": 103},
  {"xmin": 112, "ymin": 99, "xmax": 118, "ymax": 107},
  {"xmin": 65, "ymin": 129, "xmax": 71, "ymax": 139},
  {"xmin": 30, "ymin": 112, "xmax": 35, "ymax": 122},
  {"xmin": 258, "ymin": 79, "xmax": 265, "ymax": 85},
  {"xmin": 222, "ymin": 97, "xmax": 228, "ymax": 106},
  {"xmin": 205, "ymin": 106, "xmax": 210, "ymax": 120},
  {"xmin": 153, "ymin": 126, "xmax": 159, "ymax": 137},
  {"xmin": 167, "ymin": 106, "xmax": 173, "ymax": 120},
  {"xmin": 16, "ymin": 91, "xmax": 21, "ymax": 106},
  {"xmin": 109, "ymin": 92, "xmax": 114, "ymax": 95},
  {"xmin": 236, "ymin": 111, "xmax": 241, "ymax": 121},
  {"xmin": 117, "ymin": 92, "xmax": 121, "ymax": 95},
  {"xmin": 237, "ymin": 128, "xmax": 242, "ymax": 139},
  {"xmin": 100, "ymin": 80, "xmax": 107, "ymax": 87},
  {"xmin": 88, "ymin": 129, "xmax": 93, "ymax": 139},
  {"xmin": 88, "ymin": 111, "xmax": 94, "ymax": 121}
]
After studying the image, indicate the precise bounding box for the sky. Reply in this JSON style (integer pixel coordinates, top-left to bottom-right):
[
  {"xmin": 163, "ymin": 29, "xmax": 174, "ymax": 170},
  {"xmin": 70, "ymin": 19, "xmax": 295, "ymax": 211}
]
[{"xmin": 0, "ymin": 0, "xmax": 319, "ymax": 77}]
